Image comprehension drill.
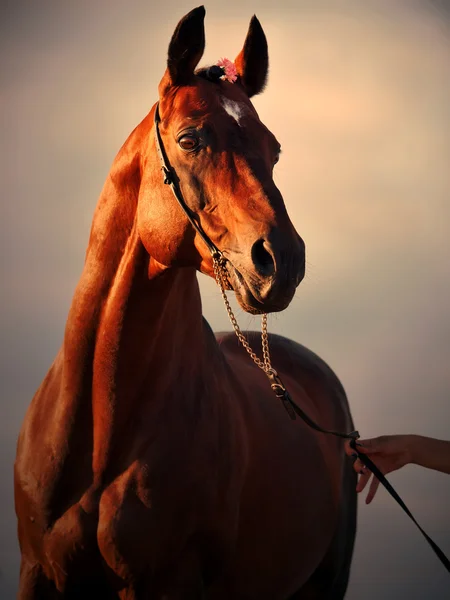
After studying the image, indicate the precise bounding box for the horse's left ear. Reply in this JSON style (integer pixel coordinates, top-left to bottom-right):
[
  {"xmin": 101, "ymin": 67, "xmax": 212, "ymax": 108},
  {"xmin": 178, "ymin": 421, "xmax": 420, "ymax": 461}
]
[{"xmin": 234, "ymin": 16, "xmax": 268, "ymax": 97}]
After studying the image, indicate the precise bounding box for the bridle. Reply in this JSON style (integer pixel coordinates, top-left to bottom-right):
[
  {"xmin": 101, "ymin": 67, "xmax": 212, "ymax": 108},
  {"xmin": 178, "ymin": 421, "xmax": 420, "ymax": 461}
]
[
  {"xmin": 153, "ymin": 102, "xmax": 450, "ymax": 573},
  {"xmin": 154, "ymin": 103, "xmax": 223, "ymax": 262},
  {"xmin": 154, "ymin": 103, "xmax": 359, "ymax": 437}
]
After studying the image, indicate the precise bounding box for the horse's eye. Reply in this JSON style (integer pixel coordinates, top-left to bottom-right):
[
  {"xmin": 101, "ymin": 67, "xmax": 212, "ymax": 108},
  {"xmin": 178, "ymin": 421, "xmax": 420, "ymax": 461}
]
[{"xmin": 178, "ymin": 135, "xmax": 199, "ymax": 151}]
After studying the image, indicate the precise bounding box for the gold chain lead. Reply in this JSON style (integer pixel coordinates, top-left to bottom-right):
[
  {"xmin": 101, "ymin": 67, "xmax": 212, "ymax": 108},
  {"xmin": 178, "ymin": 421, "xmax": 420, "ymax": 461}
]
[
  {"xmin": 213, "ymin": 257, "xmax": 273, "ymax": 374},
  {"xmin": 213, "ymin": 258, "xmax": 364, "ymax": 432}
]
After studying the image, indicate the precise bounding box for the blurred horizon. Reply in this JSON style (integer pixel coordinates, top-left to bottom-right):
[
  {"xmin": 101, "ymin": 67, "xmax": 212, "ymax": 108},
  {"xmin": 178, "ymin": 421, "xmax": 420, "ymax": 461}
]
[{"xmin": 1, "ymin": 1, "xmax": 449, "ymax": 597}]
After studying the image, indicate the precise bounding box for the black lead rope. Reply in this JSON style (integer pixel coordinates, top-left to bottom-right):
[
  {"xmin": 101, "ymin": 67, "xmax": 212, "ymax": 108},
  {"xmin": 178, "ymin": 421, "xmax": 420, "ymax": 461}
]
[
  {"xmin": 153, "ymin": 102, "xmax": 450, "ymax": 574},
  {"xmin": 269, "ymin": 369, "xmax": 450, "ymax": 574},
  {"xmin": 266, "ymin": 369, "xmax": 360, "ymax": 439},
  {"xmin": 349, "ymin": 438, "xmax": 450, "ymax": 573}
]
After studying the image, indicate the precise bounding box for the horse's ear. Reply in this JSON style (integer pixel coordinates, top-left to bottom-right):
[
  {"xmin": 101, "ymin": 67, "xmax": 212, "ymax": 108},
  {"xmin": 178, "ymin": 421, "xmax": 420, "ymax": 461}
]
[
  {"xmin": 234, "ymin": 16, "xmax": 268, "ymax": 98},
  {"xmin": 161, "ymin": 6, "xmax": 206, "ymax": 90}
]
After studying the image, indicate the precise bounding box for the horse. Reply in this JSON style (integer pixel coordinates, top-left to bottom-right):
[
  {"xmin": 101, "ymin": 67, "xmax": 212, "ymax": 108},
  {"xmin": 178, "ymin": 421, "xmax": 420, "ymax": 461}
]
[{"xmin": 14, "ymin": 6, "xmax": 357, "ymax": 599}]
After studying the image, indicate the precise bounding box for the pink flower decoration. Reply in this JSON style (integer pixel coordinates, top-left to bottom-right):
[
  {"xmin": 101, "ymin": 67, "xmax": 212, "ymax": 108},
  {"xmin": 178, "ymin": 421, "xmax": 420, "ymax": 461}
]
[{"xmin": 216, "ymin": 57, "xmax": 238, "ymax": 83}]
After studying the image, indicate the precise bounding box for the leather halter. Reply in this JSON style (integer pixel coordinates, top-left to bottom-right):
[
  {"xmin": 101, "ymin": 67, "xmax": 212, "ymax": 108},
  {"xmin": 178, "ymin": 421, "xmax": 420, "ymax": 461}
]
[
  {"xmin": 153, "ymin": 103, "xmax": 223, "ymax": 262},
  {"xmin": 152, "ymin": 101, "xmax": 450, "ymax": 573}
]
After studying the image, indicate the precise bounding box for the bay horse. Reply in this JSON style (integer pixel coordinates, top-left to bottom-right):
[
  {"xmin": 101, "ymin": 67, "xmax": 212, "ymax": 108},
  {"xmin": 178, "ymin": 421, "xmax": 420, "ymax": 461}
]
[{"xmin": 15, "ymin": 6, "xmax": 357, "ymax": 599}]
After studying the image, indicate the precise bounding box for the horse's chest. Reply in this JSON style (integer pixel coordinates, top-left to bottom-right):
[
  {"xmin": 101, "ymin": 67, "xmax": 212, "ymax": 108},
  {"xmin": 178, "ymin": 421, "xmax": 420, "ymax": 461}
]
[{"xmin": 96, "ymin": 438, "xmax": 240, "ymax": 582}]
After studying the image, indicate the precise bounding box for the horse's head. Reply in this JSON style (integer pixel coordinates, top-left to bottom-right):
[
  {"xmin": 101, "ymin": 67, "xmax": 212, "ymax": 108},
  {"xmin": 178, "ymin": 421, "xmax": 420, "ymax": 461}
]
[{"xmin": 138, "ymin": 6, "xmax": 305, "ymax": 314}]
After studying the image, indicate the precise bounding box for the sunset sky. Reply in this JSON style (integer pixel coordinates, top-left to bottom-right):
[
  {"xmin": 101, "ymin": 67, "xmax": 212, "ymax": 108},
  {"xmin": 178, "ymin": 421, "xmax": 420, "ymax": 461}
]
[{"xmin": 1, "ymin": 0, "xmax": 449, "ymax": 597}]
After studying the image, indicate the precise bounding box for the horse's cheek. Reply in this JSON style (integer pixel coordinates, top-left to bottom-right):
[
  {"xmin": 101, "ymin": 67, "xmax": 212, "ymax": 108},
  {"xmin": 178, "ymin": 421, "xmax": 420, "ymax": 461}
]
[{"xmin": 136, "ymin": 192, "xmax": 196, "ymax": 267}]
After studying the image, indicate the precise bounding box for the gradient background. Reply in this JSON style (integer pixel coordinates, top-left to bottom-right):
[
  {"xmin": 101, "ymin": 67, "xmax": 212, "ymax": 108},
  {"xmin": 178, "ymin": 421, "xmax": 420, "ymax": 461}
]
[{"xmin": 1, "ymin": 0, "xmax": 449, "ymax": 597}]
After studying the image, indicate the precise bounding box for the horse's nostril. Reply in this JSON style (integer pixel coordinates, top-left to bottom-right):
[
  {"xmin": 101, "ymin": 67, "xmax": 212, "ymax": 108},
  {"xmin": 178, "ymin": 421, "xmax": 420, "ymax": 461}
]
[{"xmin": 251, "ymin": 239, "xmax": 275, "ymax": 277}]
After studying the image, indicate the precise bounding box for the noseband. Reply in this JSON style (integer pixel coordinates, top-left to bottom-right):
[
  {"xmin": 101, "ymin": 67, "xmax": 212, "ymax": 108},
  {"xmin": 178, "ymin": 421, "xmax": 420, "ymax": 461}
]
[{"xmin": 153, "ymin": 102, "xmax": 449, "ymax": 573}]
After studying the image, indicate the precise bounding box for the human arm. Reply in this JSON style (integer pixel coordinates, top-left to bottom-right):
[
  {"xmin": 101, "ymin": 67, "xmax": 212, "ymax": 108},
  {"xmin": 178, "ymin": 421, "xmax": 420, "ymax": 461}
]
[{"xmin": 345, "ymin": 434, "xmax": 450, "ymax": 504}]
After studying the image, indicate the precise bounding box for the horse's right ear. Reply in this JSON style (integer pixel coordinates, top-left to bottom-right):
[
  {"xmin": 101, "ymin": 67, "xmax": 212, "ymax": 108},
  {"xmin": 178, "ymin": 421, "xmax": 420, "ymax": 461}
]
[{"xmin": 159, "ymin": 6, "xmax": 206, "ymax": 93}]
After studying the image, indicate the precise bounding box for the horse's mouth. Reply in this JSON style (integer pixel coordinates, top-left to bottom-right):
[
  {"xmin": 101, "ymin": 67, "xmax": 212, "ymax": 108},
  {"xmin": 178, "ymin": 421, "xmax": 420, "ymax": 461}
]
[
  {"xmin": 223, "ymin": 263, "xmax": 264, "ymax": 315},
  {"xmin": 224, "ymin": 261, "xmax": 293, "ymax": 315}
]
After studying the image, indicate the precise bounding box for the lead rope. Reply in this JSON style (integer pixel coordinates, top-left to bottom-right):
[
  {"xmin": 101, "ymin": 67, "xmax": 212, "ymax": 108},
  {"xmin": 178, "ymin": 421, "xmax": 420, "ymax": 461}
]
[
  {"xmin": 153, "ymin": 104, "xmax": 449, "ymax": 572},
  {"xmin": 214, "ymin": 256, "xmax": 450, "ymax": 573},
  {"xmin": 213, "ymin": 256, "xmax": 360, "ymax": 438}
]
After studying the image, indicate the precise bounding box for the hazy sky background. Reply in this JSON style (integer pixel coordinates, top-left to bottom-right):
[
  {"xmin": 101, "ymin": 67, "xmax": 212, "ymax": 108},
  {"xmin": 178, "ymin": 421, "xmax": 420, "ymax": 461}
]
[{"xmin": 1, "ymin": 0, "xmax": 449, "ymax": 597}]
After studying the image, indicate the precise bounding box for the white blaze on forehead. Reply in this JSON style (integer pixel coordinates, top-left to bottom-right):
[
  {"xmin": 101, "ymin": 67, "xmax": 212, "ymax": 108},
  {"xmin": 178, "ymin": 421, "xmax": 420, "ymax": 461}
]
[{"xmin": 221, "ymin": 98, "xmax": 246, "ymax": 125}]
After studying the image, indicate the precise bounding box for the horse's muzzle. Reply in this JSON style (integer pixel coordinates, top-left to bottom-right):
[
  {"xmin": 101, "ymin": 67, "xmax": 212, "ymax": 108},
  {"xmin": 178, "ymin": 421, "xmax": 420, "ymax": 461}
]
[{"xmin": 226, "ymin": 234, "xmax": 306, "ymax": 314}]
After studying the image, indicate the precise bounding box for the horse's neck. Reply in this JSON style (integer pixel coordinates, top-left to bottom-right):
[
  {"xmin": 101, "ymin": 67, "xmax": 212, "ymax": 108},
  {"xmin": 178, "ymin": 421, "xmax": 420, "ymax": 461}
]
[
  {"xmin": 88, "ymin": 245, "xmax": 205, "ymax": 479},
  {"xmin": 43, "ymin": 120, "xmax": 207, "ymax": 483}
]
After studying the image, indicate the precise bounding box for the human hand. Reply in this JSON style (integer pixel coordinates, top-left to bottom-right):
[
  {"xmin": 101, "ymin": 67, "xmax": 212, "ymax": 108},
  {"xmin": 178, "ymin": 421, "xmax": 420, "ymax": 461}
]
[{"xmin": 345, "ymin": 435, "xmax": 413, "ymax": 504}]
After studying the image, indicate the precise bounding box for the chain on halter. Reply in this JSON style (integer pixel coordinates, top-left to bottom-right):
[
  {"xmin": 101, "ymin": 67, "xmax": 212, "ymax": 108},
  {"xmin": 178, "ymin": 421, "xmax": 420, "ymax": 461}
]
[
  {"xmin": 212, "ymin": 256, "xmax": 300, "ymax": 418},
  {"xmin": 213, "ymin": 256, "xmax": 273, "ymax": 375},
  {"xmin": 212, "ymin": 254, "xmax": 362, "ymax": 435}
]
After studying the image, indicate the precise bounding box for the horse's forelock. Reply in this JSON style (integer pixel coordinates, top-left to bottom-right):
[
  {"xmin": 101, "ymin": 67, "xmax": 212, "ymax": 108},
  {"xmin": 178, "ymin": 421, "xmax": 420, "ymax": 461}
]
[{"xmin": 195, "ymin": 66, "xmax": 224, "ymax": 84}]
